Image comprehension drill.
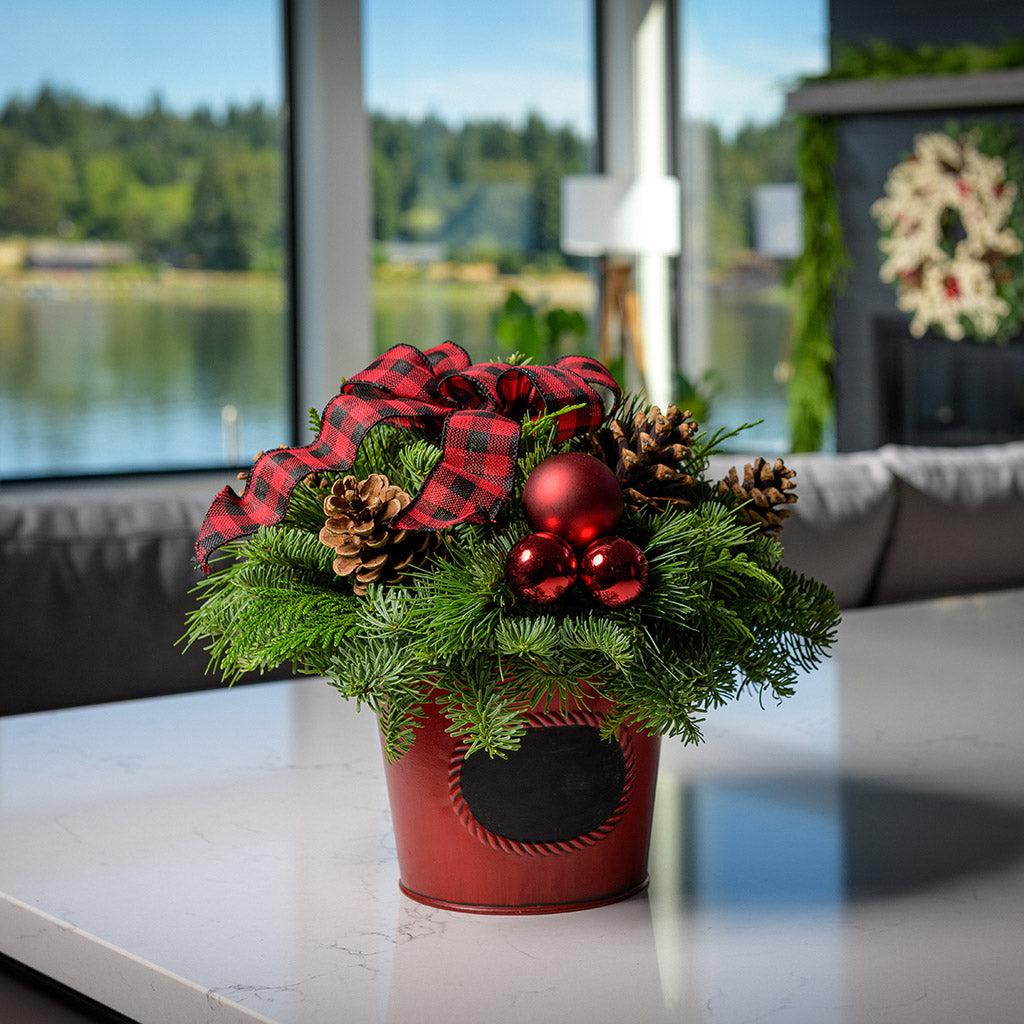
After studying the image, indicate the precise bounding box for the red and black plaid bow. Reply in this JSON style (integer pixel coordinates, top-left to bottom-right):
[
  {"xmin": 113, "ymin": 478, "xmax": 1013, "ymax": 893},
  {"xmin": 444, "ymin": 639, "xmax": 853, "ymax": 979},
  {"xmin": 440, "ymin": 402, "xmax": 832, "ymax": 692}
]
[{"xmin": 195, "ymin": 342, "xmax": 619, "ymax": 572}]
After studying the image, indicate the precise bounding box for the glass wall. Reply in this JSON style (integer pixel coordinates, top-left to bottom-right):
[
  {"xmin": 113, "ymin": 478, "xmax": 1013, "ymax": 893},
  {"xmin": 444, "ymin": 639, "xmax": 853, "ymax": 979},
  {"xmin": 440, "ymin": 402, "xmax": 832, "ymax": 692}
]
[
  {"xmin": 0, "ymin": 0, "xmax": 288, "ymax": 479},
  {"xmin": 678, "ymin": 0, "xmax": 827, "ymax": 450},
  {"xmin": 363, "ymin": 0, "xmax": 597, "ymax": 365}
]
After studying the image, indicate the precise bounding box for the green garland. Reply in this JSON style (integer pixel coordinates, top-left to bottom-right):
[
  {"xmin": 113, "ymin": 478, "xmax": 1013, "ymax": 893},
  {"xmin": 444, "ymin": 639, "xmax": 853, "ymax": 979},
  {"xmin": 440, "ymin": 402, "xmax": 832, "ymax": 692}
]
[
  {"xmin": 184, "ymin": 393, "xmax": 839, "ymax": 763},
  {"xmin": 787, "ymin": 114, "xmax": 847, "ymax": 452},
  {"xmin": 789, "ymin": 38, "xmax": 1024, "ymax": 451}
]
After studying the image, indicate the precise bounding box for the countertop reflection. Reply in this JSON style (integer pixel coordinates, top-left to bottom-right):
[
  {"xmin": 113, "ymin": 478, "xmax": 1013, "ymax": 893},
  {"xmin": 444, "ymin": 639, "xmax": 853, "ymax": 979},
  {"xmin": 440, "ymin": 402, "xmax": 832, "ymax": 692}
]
[{"xmin": 2, "ymin": 590, "xmax": 1023, "ymax": 1023}]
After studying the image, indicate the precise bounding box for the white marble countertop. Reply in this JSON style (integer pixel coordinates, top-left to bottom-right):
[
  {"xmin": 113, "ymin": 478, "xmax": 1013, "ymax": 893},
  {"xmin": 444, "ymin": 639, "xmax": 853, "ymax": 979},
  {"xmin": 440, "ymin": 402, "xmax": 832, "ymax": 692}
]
[{"xmin": 3, "ymin": 590, "xmax": 1024, "ymax": 1023}]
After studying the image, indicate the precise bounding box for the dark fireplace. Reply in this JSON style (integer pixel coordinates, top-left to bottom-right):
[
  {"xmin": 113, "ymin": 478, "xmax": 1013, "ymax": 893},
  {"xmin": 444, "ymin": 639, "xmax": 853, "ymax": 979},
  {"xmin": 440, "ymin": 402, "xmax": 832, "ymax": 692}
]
[{"xmin": 875, "ymin": 317, "xmax": 1024, "ymax": 446}]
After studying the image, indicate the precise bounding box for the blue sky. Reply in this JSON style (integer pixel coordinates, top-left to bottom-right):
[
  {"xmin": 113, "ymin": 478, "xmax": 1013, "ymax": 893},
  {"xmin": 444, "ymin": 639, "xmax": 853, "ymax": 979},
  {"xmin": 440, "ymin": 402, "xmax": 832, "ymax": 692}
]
[
  {"xmin": 684, "ymin": 0, "xmax": 827, "ymax": 130},
  {"xmin": 0, "ymin": 1, "xmax": 826, "ymax": 134},
  {"xmin": 683, "ymin": 0, "xmax": 827, "ymax": 131},
  {"xmin": 1, "ymin": 0, "xmax": 282, "ymax": 114},
  {"xmin": 363, "ymin": 0, "xmax": 594, "ymax": 130}
]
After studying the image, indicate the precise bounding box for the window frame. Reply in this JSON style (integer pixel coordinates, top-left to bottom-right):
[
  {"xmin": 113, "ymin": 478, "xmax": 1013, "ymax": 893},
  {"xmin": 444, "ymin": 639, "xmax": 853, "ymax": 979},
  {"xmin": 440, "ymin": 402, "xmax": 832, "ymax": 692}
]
[{"xmin": 2, "ymin": 0, "xmax": 679, "ymax": 482}]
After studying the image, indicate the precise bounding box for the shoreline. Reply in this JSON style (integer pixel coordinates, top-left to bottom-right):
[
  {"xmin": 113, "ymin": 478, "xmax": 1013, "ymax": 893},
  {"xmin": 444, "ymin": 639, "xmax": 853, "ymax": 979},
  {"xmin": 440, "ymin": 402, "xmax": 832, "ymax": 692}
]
[{"xmin": 0, "ymin": 265, "xmax": 597, "ymax": 311}]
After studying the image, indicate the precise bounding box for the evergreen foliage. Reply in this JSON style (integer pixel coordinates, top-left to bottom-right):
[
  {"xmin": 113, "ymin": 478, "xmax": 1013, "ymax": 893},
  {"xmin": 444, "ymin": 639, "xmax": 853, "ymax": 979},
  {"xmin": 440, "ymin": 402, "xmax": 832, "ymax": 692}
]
[{"xmin": 184, "ymin": 389, "xmax": 840, "ymax": 763}]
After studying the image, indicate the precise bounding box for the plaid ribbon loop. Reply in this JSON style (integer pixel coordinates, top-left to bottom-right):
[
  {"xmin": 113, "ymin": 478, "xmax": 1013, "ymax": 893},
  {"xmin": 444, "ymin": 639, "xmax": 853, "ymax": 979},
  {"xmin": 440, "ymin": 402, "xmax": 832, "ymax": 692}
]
[{"xmin": 195, "ymin": 342, "xmax": 619, "ymax": 572}]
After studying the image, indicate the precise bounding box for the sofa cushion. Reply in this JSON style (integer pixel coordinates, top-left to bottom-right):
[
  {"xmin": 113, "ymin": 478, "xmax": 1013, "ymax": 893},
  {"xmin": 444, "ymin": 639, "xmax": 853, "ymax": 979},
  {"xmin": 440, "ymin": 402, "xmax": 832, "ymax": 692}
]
[
  {"xmin": 0, "ymin": 474, "xmax": 283, "ymax": 716},
  {"xmin": 873, "ymin": 442, "xmax": 1024, "ymax": 604},
  {"xmin": 707, "ymin": 451, "xmax": 898, "ymax": 608}
]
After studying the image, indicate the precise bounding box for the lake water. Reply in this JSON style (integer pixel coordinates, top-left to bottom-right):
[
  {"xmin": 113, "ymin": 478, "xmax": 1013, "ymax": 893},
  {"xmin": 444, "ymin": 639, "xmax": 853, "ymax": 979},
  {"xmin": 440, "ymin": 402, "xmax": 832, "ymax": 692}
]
[
  {"xmin": 0, "ymin": 281, "xmax": 289, "ymax": 478},
  {"xmin": 0, "ymin": 276, "xmax": 794, "ymax": 479}
]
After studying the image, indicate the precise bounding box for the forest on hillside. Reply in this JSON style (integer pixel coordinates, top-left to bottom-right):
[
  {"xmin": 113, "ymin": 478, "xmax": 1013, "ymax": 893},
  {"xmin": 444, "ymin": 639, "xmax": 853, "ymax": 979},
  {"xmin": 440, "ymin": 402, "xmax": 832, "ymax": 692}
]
[{"xmin": 0, "ymin": 86, "xmax": 797, "ymax": 273}]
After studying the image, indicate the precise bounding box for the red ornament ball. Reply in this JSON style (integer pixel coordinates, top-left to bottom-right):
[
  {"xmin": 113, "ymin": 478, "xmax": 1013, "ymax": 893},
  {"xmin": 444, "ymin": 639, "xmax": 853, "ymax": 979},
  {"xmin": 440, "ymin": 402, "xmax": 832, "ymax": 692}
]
[
  {"xmin": 579, "ymin": 536, "xmax": 649, "ymax": 608},
  {"xmin": 506, "ymin": 532, "xmax": 577, "ymax": 604},
  {"xmin": 522, "ymin": 452, "xmax": 623, "ymax": 549}
]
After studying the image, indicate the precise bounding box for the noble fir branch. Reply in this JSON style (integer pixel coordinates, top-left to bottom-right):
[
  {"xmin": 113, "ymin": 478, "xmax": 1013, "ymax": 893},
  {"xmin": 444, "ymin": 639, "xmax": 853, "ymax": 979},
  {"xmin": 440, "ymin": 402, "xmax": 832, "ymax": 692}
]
[
  {"xmin": 493, "ymin": 615, "xmax": 562, "ymax": 658},
  {"xmin": 352, "ymin": 584, "xmax": 418, "ymax": 644},
  {"xmin": 754, "ymin": 564, "xmax": 841, "ymax": 674},
  {"xmin": 507, "ymin": 657, "xmax": 591, "ymax": 711},
  {"xmin": 395, "ymin": 437, "xmax": 443, "ymax": 494},
  {"xmin": 243, "ymin": 524, "xmax": 336, "ymax": 580},
  {"xmin": 323, "ymin": 638, "xmax": 423, "ymax": 702},
  {"xmin": 557, "ymin": 616, "xmax": 636, "ymax": 671},
  {"xmin": 183, "ymin": 529, "xmax": 362, "ymax": 681},
  {"xmin": 322, "ymin": 641, "xmax": 428, "ymax": 762},
  {"xmin": 406, "ymin": 528, "xmax": 513, "ymax": 659},
  {"xmin": 376, "ymin": 685, "xmax": 427, "ymax": 763},
  {"xmin": 598, "ymin": 667, "xmax": 707, "ymax": 747},
  {"xmin": 438, "ymin": 662, "xmax": 534, "ymax": 759}
]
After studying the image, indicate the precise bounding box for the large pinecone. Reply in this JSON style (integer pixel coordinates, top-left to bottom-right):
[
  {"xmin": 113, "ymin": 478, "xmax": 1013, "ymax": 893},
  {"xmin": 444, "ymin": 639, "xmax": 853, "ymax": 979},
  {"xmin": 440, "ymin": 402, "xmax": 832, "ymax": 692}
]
[
  {"xmin": 591, "ymin": 404, "xmax": 698, "ymax": 511},
  {"xmin": 319, "ymin": 474, "xmax": 438, "ymax": 595},
  {"xmin": 717, "ymin": 457, "xmax": 797, "ymax": 535}
]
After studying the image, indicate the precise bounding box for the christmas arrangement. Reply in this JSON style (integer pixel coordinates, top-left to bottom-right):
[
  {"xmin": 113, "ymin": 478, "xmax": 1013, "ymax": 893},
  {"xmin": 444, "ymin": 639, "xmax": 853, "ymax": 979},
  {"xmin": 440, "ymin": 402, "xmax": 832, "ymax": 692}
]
[
  {"xmin": 185, "ymin": 342, "xmax": 839, "ymax": 764},
  {"xmin": 871, "ymin": 126, "xmax": 1024, "ymax": 342}
]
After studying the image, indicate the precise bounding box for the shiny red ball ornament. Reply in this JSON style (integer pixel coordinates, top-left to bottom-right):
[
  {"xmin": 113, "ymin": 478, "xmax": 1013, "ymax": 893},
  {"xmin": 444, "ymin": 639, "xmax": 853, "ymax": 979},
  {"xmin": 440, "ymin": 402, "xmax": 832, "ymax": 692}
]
[
  {"xmin": 579, "ymin": 536, "xmax": 649, "ymax": 608},
  {"xmin": 505, "ymin": 532, "xmax": 578, "ymax": 604},
  {"xmin": 522, "ymin": 452, "xmax": 624, "ymax": 550}
]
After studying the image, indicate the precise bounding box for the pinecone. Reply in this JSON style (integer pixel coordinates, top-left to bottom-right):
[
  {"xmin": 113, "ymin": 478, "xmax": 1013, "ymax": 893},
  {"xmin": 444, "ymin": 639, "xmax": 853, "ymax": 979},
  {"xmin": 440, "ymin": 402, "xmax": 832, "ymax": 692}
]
[
  {"xmin": 591, "ymin": 404, "xmax": 698, "ymax": 511},
  {"xmin": 319, "ymin": 474, "xmax": 438, "ymax": 595},
  {"xmin": 717, "ymin": 457, "xmax": 797, "ymax": 535}
]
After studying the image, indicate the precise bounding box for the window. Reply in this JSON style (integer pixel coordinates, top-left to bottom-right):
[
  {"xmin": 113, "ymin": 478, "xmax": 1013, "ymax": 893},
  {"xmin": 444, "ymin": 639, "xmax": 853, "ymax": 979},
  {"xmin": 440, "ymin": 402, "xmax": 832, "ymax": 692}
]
[
  {"xmin": 678, "ymin": 0, "xmax": 827, "ymax": 449},
  {"xmin": 0, "ymin": 1, "xmax": 288, "ymax": 479},
  {"xmin": 363, "ymin": 0, "xmax": 597, "ymax": 365}
]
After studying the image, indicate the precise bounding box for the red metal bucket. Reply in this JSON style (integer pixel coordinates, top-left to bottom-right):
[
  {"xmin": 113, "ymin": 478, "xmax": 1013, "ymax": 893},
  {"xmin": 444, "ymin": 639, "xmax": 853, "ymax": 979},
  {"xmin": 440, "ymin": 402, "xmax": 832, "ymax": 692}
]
[{"xmin": 381, "ymin": 693, "xmax": 661, "ymax": 914}]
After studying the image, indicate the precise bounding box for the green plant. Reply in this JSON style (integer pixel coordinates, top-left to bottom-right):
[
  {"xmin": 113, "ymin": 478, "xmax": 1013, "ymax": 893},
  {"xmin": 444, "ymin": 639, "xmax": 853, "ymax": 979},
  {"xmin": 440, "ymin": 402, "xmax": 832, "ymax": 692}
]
[
  {"xmin": 184, "ymin": 348, "xmax": 839, "ymax": 764},
  {"xmin": 493, "ymin": 289, "xmax": 589, "ymax": 364}
]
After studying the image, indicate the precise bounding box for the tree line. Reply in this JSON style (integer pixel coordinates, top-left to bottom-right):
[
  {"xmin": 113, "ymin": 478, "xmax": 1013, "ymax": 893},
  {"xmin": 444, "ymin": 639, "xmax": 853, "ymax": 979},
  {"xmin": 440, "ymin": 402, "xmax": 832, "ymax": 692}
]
[
  {"xmin": 371, "ymin": 111, "xmax": 588, "ymax": 270},
  {"xmin": 0, "ymin": 86, "xmax": 795, "ymax": 274},
  {"xmin": 0, "ymin": 87, "xmax": 283, "ymax": 270}
]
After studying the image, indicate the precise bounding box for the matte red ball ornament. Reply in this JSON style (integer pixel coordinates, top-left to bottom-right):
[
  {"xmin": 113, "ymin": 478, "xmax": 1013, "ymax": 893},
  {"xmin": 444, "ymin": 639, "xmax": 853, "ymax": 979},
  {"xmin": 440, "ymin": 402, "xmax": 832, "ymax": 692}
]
[
  {"xmin": 579, "ymin": 536, "xmax": 649, "ymax": 608},
  {"xmin": 522, "ymin": 453, "xmax": 624, "ymax": 550},
  {"xmin": 506, "ymin": 532, "xmax": 578, "ymax": 604}
]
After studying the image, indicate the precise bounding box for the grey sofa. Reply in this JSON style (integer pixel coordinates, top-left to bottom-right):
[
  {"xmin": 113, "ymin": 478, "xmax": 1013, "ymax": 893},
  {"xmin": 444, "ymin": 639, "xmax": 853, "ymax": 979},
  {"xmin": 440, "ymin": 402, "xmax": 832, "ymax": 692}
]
[
  {"xmin": 0, "ymin": 472, "xmax": 286, "ymax": 717},
  {"xmin": 708, "ymin": 441, "xmax": 1024, "ymax": 609},
  {"xmin": 3, "ymin": 442, "xmax": 1024, "ymax": 717}
]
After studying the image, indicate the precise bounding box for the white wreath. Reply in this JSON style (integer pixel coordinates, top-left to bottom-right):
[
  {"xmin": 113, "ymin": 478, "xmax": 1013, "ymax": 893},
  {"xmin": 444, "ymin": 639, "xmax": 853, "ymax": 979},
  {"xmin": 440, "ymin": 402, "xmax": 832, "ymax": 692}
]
[{"xmin": 871, "ymin": 131, "xmax": 1022, "ymax": 341}]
